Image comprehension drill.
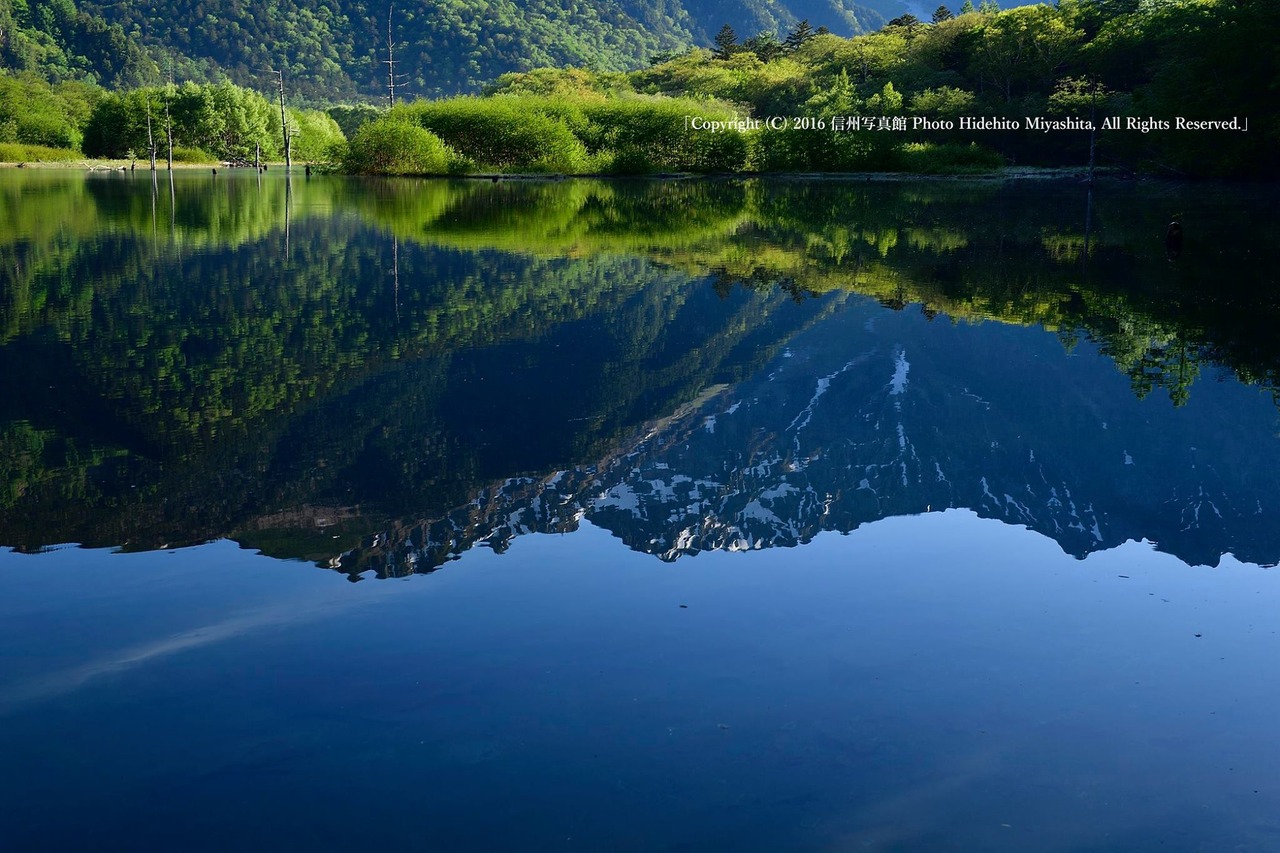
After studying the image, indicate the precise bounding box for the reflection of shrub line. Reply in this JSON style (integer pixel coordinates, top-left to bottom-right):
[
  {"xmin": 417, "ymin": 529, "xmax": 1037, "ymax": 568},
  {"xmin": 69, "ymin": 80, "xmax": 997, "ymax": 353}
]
[{"xmin": 4, "ymin": 176, "xmax": 1275, "ymax": 452}]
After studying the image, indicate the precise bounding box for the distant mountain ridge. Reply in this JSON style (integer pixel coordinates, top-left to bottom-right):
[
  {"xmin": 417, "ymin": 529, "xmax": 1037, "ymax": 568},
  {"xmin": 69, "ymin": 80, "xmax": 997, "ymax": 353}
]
[
  {"xmin": 5, "ymin": 0, "xmax": 976, "ymax": 98},
  {"xmin": 75, "ymin": 0, "xmax": 889, "ymax": 99}
]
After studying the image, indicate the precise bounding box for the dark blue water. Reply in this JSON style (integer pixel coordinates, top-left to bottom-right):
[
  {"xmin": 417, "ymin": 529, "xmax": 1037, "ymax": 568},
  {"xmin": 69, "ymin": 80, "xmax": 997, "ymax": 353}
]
[
  {"xmin": 3, "ymin": 521, "xmax": 1279, "ymax": 850},
  {"xmin": 2, "ymin": 171, "xmax": 1279, "ymax": 850}
]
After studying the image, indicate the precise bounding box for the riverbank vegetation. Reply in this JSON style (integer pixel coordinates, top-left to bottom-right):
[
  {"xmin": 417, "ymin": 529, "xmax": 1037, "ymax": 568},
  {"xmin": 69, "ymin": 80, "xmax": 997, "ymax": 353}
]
[
  {"xmin": 325, "ymin": 0, "xmax": 1279, "ymax": 177},
  {"xmin": 81, "ymin": 81, "xmax": 344, "ymax": 163},
  {"xmin": 2, "ymin": 74, "xmax": 344, "ymax": 164},
  {"xmin": 3, "ymin": 0, "xmax": 1276, "ymax": 176}
]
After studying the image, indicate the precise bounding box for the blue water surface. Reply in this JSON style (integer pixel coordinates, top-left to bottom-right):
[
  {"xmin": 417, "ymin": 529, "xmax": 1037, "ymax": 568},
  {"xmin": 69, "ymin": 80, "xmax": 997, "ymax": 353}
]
[
  {"xmin": 3, "ymin": 171, "xmax": 1280, "ymax": 851},
  {"xmin": 3, "ymin": 514, "xmax": 1279, "ymax": 851}
]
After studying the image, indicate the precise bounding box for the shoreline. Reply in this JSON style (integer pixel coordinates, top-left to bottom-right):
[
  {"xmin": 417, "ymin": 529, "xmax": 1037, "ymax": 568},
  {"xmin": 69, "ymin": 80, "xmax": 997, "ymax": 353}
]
[
  {"xmin": 4, "ymin": 162, "xmax": 1270, "ymax": 184},
  {"xmin": 0, "ymin": 159, "xmax": 262, "ymax": 171},
  {"xmin": 0, "ymin": 162, "xmax": 1116, "ymax": 180}
]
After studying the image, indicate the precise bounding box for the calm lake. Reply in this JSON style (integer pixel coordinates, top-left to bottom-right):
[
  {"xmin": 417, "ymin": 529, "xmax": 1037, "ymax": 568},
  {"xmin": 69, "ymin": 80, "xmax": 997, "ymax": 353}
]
[{"xmin": 2, "ymin": 169, "xmax": 1279, "ymax": 850}]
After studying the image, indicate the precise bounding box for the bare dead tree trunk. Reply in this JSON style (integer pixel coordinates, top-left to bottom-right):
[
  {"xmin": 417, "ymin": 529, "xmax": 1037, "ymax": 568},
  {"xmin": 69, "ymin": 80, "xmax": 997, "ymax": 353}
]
[
  {"xmin": 387, "ymin": 5, "xmax": 396, "ymax": 107},
  {"xmin": 146, "ymin": 102, "xmax": 156, "ymax": 171},
  {"xmin": 272, "ymin": 69, "xmax": 292, "ymax": 172},
  {"xmin": 165, "ymin": 64, "xmax": 174, "ymax": 172},
  {"xmin": 384, "ymin": 5, "xmax": 407, "ymax": 107}
]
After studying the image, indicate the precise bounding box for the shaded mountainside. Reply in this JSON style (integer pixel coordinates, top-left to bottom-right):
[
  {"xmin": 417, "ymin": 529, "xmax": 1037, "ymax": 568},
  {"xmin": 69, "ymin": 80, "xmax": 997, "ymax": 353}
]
[
  {"xmin": 1, "ymin": 0, "xmax": 1054, "ymax": 99},
  {"xmin": 56, "ymin": 0, "xmax": 893, "ymax": 99}
]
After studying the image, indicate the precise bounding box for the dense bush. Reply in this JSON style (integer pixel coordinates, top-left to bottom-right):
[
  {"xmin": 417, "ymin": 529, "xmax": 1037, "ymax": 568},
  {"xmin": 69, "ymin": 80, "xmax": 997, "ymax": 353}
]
[
  {"xmin": 372, "ymin": 94, "xmax": 750, "ymax": 175},
  {"xmin": 893, "ymin": 142, "xmax": 1004, "ymax": 174},
  {"xmin": 749, "ymin": 124, "xmax": 875, "ymax": 172},
  {"xmin": 12, "ymin": 112, "xmax": 81, "ymax": 149},
  {"xmin": 404, "ymin": 98, "xmax": 592, "ymax": 173},
  {"xmin": 0, "ymin": 73, "xmax": 98, "ymax": 152},
  {"xmin": 342, "ymin": 117, "xmax": 459, "ymax": 175},
  {"xmin": 577, "ymin": 97, "xmax": 749, "ymax": 172},
  {"xmin": 171, "ymin": 145, "xmax": 215, "ymax": 163},
  {"xmin": 0, "ymin": 142, "xmax": 82, "ymax": 162},
  {"xmin": 289, "ymin": 109, "xmax": 346, "ymax": 163}
]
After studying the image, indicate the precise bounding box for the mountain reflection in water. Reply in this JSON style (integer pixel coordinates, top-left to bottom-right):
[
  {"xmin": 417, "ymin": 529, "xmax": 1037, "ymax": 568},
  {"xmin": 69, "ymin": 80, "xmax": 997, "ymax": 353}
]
[{"xmin": 1, "ymin": 171, "xmax": 1277, "ymax": 572}]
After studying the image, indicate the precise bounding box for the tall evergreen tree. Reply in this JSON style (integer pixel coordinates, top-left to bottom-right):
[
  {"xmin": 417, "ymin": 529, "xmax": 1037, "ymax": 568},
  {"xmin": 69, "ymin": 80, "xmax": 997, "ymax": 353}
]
[
  {"xmin": 960, "ymin": 0, "xmax": 977, "ymax": 13},
  {"xmin": 744, "ymin": 31, "xmax": 782, "ymax": 62},
  {"xmin": 713, "ymin": 24, "xmax": 738, "ymax": 61},
  {"xmin": 932, "ymin": 6, "xmax": 953, "ymax": 23},
  {"xmin": 784, "ymin": 19, "xmax": 815, "ymax": 53}
]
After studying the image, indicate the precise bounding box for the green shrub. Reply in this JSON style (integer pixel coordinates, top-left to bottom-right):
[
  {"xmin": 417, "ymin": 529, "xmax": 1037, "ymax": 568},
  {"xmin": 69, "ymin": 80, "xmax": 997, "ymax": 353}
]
[
  {"xmin": 0, "ymin": 75, "xmax": 97, "ymax": 153},
  {"xmin": 578, "ymin": 97, "xmax": 749, "ymax": 173},
  {"xmin": 288, "ymin": 108, "xmax": 346, "ymax": 163},
  {"xmin": 343, "ymin": 118, "xmax": 458, "ymax": 175},
  {"xmin": 172, "ymin": 146, "xmax": 215, "ymax": 163},
  {"xmin": 398, "ymin": 94, "xmax": 749, "ymax": 175},
  {"xmin": 0, "ymin": 142, "xmax": 81, "ymax": 162},
  {"xmin": 404, "ymin": 97, "xmax": 591, "ymax": 173},
  {"xmin": 893, "ymin": 142, "xmax": 1004, "ymax": 173},
  {"xmin": 14, "ymin": 112, "xmax": 81, "ymax": 150},
  {"xmin": 601, "ymin": 147, "xmax": 656, "ymax": 175},
  {"xmin": 749, "ymin": 125, "xmax": 883, "ymax": 172}
]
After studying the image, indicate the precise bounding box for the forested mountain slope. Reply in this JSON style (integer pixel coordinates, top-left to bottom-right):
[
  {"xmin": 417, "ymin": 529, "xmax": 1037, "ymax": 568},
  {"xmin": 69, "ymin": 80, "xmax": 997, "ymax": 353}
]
[
  {"xmin": 0, "ymin": 0, "xmax": 151, "ymax": 85},
  {"xmin": 3, "ymin": 0, "xmax": 940, "ymax": 99},
  {"xmin": 3, "ymin": 0, "xmax": 1055, "ymax": 99}
]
